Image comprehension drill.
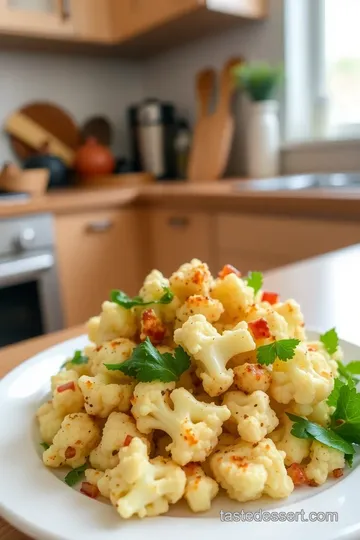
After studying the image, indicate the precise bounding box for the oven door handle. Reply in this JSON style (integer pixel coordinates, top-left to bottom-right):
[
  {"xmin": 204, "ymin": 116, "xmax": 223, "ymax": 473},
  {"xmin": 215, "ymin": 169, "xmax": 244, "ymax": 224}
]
[{"xmin": 0, "ymin": 254, "xmax": 54, "ymax": 288}]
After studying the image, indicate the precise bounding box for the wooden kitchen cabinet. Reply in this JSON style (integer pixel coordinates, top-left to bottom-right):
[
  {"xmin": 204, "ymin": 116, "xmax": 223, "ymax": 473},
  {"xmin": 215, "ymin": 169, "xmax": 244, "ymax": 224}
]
[
  {"xmin": 111, "ymin": 0, "xmax": 267, "ymax": 55},
  {"xmin": 216, "ymin": 213, "xmax": 360, "ymax": 274},
  {"xmin": 55, "ymin": 209, "xmax": 141, "ymax": 327},
  {"xmin": 147, "ymin": 209, "xmax": 214, "ymax": 277},
  {"xmin": 0, "ymin": 0, "xmax": 75, "ymax": 38}
]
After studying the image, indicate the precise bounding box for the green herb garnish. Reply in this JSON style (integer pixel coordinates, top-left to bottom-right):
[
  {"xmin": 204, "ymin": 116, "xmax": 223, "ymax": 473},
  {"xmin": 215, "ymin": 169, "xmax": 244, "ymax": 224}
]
[
  {"xmin": 256, "ymin": 339, "xmax": 300, "ymax": 366},
  {"xmin": 40, "ymin": 442, "xmax": 50, "ymax": 451},
  {"xmin": 61, "ymin": 350, "xmax": 88, "ymax": 369},
  {"xmin": 64, "ymin": 463, "xmax": 87, "ymax": 487},
  {"xmin": 105, "ymin": 337, "xmax": 191, "ymax": 382},
  {"xmin": 287, "ymin": 413, "xmax": 354, "ymax": 461},
  {"xmin": 245, "ymin": 271, "xmax": 263, "ymax": 295},
  {"xmin": 320, "ymin": 328, "xmax": 339, "ymax": 355},
  {"xmin": 111, "ymin": 288, "xmax": 174, "ymax": 309}
]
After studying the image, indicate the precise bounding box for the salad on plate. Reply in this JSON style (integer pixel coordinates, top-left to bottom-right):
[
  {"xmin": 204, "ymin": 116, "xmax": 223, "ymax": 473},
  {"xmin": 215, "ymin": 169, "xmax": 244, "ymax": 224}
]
[{"xmin": 36, "ymin": 259, "xmax": 360, "ymax": 520}]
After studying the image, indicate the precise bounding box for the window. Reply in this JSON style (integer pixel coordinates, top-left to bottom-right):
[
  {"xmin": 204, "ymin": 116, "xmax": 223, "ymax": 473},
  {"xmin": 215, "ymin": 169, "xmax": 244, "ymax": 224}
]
[
  {"xmin": 324, "ymin": 0, "xmax": 360, "ymax": 136},
  {"xmin": 285, "ymin": 0, "xmax": 360, "ymax": 142}
]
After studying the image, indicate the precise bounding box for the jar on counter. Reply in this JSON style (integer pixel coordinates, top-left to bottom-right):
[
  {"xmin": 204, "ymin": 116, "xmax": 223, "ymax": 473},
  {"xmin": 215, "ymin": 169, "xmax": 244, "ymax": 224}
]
[{"xmin": 174, "ymin": 119, "xmax": 191, "ymax": 179}]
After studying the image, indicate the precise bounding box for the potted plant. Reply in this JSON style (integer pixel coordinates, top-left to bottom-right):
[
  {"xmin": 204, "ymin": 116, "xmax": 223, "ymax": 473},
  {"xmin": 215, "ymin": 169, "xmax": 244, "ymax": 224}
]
[{"xmin": 234, "ymin": 62, "xmax": 282, "ymax": 178}]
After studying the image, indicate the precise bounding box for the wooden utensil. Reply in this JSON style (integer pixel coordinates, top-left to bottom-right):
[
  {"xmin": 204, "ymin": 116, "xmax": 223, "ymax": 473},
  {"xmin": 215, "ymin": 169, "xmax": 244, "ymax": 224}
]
[
  {"xmin": 7, "ymin": 102, "xmax": 80, "ymax": 163},
  {"xmin": 188, "ymin": 57, "xmax": 244, "ymax": 182},
  {"xmin": 187, "ymin": 68, "xmax": 216, "ymax": 182},
  {"xmin": 5, "ymin": 112, "xmax": 75, "ymax": 166}
]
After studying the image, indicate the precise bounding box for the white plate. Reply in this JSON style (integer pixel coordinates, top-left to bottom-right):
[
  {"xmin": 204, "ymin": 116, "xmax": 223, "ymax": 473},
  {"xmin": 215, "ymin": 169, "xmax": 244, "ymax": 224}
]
[{"xmin": 0, "ymin": 331, "xmax": 359, "ymax": 540}]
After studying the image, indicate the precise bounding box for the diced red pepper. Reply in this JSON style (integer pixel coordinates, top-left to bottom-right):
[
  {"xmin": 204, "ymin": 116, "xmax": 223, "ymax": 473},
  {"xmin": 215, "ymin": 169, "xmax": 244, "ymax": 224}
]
[
  {"xmin": 332, "ymin": 468, "xmax": 344, "ymax": 479},
  {"xmin": 218, "ymin": 264, "xmax": 241, "ymax": 279},
  {"xmin": 124, "ymin": 435, "xmax": 133, "ymax": 447},
  {"xmin": 287, "ymin": 463, "xmax": 308, "ymax": 486},
  {"xmin": 65, "ymin": 446, "xmax": 76, "ymax": 459},
  {"xmin": 80, "ymin": 482, "xmax": 99, "ymax": 499},
  {"xmin": 57, "ymin": 381, "xmax": 76, "ymax": 393},
  {"xmin": 261, "ymin": 291, "xmax": 279, "ymax": 305},
  {"xmin": 248, "ymin": 318, "xmax": 271, "ymax": 339}
]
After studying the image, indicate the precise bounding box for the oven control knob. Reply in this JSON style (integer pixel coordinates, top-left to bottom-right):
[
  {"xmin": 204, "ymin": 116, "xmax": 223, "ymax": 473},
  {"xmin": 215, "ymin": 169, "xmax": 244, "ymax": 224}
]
[{"xmin": 17, "ymin": 227, "xmax": 36, "ymax": 250}]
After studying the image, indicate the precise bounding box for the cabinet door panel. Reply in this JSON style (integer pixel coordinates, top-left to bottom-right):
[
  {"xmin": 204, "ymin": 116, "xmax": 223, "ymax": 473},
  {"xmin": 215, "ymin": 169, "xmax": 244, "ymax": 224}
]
[
  {"xmin": 56, "ymin": 210, "xmax": 140, "ymax": 327},
  {"xmin": 0, "ymin": 0, "xmax": 74, "ymax": 36},
  {"xmin": 149, "ymin": 210, "xmax": 212, "ymax": 277}
]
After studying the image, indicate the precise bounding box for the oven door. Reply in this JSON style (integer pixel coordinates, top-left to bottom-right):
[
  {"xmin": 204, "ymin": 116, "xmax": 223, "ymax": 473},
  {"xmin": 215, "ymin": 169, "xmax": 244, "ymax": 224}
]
[{"xmin": 0, "ymin": 251, "xmax": 63, "ymax": 347}]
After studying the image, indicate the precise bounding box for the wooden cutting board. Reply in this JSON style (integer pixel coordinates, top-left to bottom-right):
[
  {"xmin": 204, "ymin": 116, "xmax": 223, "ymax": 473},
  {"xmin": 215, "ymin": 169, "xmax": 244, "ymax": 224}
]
[
  {"xmin": 9, "ymin": 102, "xmax": 80, "ymax": 163},
  {"xmin": 188, "ymin": 57, "xmax": 244, "ymax": 182}
]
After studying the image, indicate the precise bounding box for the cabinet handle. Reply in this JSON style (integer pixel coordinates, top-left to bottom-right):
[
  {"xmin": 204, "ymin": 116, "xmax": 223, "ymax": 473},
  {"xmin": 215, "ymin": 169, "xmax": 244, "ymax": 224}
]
[
  {"xmin": 56, "ymin": 0, "xmax": 70, "ymax": 21},
  {"xmin": 86, "ymin": 220, "xmax": 113, "ymax": 233},
  {"xmin": 168, "ymin": 216, "xmax": 190, "ymax": 228}
]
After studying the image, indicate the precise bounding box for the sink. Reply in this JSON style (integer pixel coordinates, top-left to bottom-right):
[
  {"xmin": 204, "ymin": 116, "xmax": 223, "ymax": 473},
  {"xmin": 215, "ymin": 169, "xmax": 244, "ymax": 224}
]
[{"xmin": 233, "ymin": 173, "xmax": 360, "ymax": 192}]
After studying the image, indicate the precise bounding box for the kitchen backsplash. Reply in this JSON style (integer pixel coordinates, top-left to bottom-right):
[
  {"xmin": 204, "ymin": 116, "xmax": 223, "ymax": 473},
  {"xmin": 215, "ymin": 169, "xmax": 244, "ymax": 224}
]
[{"xmin": 0, "ymin": 51, "xmax": 144, "ymax": 163}]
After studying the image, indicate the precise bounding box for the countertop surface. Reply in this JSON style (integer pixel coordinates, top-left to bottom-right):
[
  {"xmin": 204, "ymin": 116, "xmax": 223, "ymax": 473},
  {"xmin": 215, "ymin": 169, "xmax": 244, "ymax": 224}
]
[
  {"xmin": 1, "ymin": 180, "xmax": 360, "ymax": 219},
  {"xmin": 1, "ymin": 244, "xmax": 360, "ymax": 539}
]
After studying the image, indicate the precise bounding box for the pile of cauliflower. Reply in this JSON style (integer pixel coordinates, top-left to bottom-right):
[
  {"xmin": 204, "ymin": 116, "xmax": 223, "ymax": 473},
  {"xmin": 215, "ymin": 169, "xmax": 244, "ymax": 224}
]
[{"xmin": 37, "ymin": 259, "xmax": 344, "ymax": 520}]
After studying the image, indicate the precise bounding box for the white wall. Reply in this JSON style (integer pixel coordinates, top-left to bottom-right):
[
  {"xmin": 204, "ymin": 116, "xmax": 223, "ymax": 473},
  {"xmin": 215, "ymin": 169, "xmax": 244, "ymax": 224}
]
[
  {"xmin": 143, "ymin": 0, "xmax": 284, "ymax": 175},
  {"xmin": 0, "ymin": 51, "xmax": 144, "ymax": 163}
]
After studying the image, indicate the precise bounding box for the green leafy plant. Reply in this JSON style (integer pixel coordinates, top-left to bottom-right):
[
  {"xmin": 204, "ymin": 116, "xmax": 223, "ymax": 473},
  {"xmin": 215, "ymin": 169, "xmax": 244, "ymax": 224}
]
[{"xmin": 233, "ymin": 62, "xmax": 283, "ymax": 102}]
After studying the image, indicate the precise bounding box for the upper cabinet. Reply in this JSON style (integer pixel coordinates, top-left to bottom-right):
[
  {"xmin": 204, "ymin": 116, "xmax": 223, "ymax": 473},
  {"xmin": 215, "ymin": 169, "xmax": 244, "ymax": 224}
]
[
  {"xmin": 0, "ymin": 0, "xmax": 75, "ymax": 38},
  {"xmin": 0, "ymin": 0, "xmax": 267, "ymax": 56}
]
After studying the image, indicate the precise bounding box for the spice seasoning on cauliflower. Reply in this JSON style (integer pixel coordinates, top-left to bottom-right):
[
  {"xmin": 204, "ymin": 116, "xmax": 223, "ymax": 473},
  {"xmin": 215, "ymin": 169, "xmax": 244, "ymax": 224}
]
[
  {"xmin": 233, "ymin": 362, "xmax": 272, "ymax": 393},
  {"xmin": 223, "ymin": 390, "xmax": 279, "ymax": 443},
  {"xmin": 100, "ymin": 437, "xmax": 186, "ymax": 518},
  {"xmin": 169, "ymin": 259, "xmax": 212, "ymax": 301},
  {"xmin": 174, "ymin": 314, "xmax": 255, "ymax": 397},
  {"xmin": 78, "ymin": 375, "xmax": 134, "ymax": 417},
  {"xmin": 305, "ymin": 441, "xmax": 345, "ymax": 486},
  {"xmin": 183, "ymin": 463, "xmax": 219, "ymax": 512},
  {"xmin": 210, "ymin": 438, "xmax": 294, "ymax": 502},
  {"xmin": 90, "ymin": 411, "xmax": 150, "ymax": 471},
  {"xmin": 43, "ymin": 413, "xmax": 100, "ymax": 469},
  {"xmin": 131, "ymin": 382, "xmax": 230, "ymax": 465},
  {"xmin": 36, "ymin": 258, "xmax": 354, "ymax": 520},
  {"xmin": 175, "ymin": 295, "xmax": 224, "ymax": 329}
]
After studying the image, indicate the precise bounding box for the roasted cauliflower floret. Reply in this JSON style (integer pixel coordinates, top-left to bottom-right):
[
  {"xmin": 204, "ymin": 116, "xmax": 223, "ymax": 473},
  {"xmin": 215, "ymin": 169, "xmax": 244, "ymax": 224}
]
[
  {"xmin": 85, "ymin": 468, "xmax": 105, "ymax": 486},
  {"xmin": 43, "ymin": 413, "xmax": 100, "ymax": 468},
  {"xmin": 306, "ymin": 340, "xmax": 339, "ymax": 378},
  {"xmin": 211, "ymin": 273, "xmax": 254, "ymax": 320},
  {"xmin": 245, "ymin": 306, "xmax": 290, "ymax": 345},
  {"xmin": 183, "ymin": 462, "xmax": 218, "ymax": 512},
  {"xmin": 78, "ymin": 375, "xmax": 134, "ymax": 417},
  {"xmin": 132, "ymin": 382, "xmax": 230, "ymax": 466},
  {"xmin": 233, "ymin": 363, "xmax": 271, "ymax": 393},
  {"xmin": 140, "ymin": 308, "xmax": 166, "ymax": 344},
  {"xmin": 37, "ymin": 401, "xmax": 65, "ymax": 445},
  {"xmin": 272, "ymin": 415, "xmax": 311, "ymax": 466},
  {"xmin": 175, "ymin": 295, "xmax": 224, "ymax": 329},
  {"xmin": 87, "ymin": 301, "xmax": 137, "ymax": 345},
  {"xmin": 270, "ymin": 343, "xmax": 334, "ymax": 405},
  {"xmin": 174, "ymin": 314, "xmax": 255, "ymax": 397},
  {"xmin": 90, "ymin": 412, "xmax": 150, "ymax": 471},
  {"xmin": 100, "ymin": 437, "xmax": 186, "ymax": 519},
  {"xmin": 305, "ymin": 441, "xmax": 345, "ymax": 486},
  {"xmin": 273, "ymin": 299, "xmax": 306, "ymax": 340},
  {"xmin": 210, "ymin": 438, "xmax": 294, "ymax": 502},
  {"xmin": 139, "ymin": 269, "xmax": 180, "ymax": 323},
  {"xmin": 51, "ymin": 370, "xmax": 84, "ymax": 416},
  {"xmin": 223, "ymin": 391, "xmax": 279, "ymax": 443},
  {"xmin": 169, "ymin": 259, "xmax": 212, "ymax": 301},
  {"xmin": 88, "ymin": 338, "xmax": 136, "ymax": 383}
]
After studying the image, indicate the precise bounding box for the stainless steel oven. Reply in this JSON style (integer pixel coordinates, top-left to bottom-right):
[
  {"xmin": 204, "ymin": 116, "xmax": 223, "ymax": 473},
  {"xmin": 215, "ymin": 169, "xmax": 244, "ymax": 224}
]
[{"xmin": 0, "ymin": 213, "xmax": 63, "ymax": 347}]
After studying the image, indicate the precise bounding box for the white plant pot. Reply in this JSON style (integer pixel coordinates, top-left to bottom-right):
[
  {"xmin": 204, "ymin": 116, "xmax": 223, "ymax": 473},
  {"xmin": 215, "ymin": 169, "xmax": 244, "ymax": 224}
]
[{"xmin": 247, "ymin": 100, "xmax": 280, "ymax": 178}]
